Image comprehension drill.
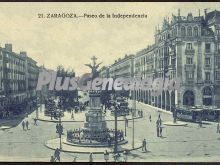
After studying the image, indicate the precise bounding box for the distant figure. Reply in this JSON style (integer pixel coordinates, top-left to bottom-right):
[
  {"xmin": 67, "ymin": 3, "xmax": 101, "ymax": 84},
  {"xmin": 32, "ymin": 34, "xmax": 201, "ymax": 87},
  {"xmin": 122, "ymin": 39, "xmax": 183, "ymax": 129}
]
[
  {"xmin": 156, "ymin": 119, "xmax": 160, "ymax": 137},
  {"xmin": 217, "ymin": 124, "xmax": 220, "ymax": 134},
  {"xmin": 71, "ymin": 112, "xmax": 74, "ymax": 120},
  {"xmin": 26, "ymin": 121, "xmax": 29, "ymax": 130},
  {"xmin": 159, "ymin": 126, "xmax": 163, "ymax": 137},
  {"xmin": 22, "ymin": 121, "xmax": 25, "ymax": 130},
  {"xmin": 199, "ymin": 119, "xmax": 202, "ymax": 128},
  {"xmin": 56, "ymin": 124, "xmax": 59, "ymax": 133},
  {"xmin": 50, "ymin": 113, "xmax": 53, "ymax": 120},
  {"xmin": 50, "ymin": 156, "xmax": 55, "ymax": 162},
  {"xmin": 54, "ymin": 148, "xmax": 60, "ymax": 162},
  {"xmin": 89, "ymin": 153, "xmax": 93, "ymax": 162},
  {"xmin": 34, "ymin": 118, "xmax": 37, "ymax": 126},
  {"xmin": 149, "ymin": 115, "xmax": 152, "ymax": 122},
  {"xmin": 125, "ymin": 118, "xmax": 128, "ymax": 127},
  {"xmin": 142, "ymin": 139, "xmax": 147, "ymax": 152}
]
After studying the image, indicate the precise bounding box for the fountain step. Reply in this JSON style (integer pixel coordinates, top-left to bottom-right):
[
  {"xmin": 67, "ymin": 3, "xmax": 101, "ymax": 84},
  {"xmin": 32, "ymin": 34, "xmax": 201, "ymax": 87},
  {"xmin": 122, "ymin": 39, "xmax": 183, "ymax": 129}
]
[{"xmin": 64, "ymin": 139, "xmax": 128, "ymax": 148}]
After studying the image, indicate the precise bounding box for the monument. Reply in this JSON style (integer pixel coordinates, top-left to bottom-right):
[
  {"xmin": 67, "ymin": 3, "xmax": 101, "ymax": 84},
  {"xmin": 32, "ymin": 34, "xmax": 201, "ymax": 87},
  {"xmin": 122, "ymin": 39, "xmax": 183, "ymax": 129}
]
[
  {"xmin": 66, "ymin": 56, "xmax": 126, "ymax": 145},
  {"xmin": 83, "ymin": 56, "xmax": 108, "ymax": 142}
]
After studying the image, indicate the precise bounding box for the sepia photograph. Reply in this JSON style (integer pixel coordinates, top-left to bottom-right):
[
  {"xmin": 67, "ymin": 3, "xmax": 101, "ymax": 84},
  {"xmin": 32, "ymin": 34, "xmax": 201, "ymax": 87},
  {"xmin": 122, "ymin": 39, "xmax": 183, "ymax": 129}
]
[{"xmin": 0, "ymin": 2, "xmax": 219, "ymax": 162}]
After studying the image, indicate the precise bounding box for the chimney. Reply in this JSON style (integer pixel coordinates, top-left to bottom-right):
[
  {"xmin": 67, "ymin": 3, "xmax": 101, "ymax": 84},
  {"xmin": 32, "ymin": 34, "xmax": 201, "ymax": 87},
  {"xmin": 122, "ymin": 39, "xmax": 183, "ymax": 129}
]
[
  {"xmin": 20, "ymin": 51, "xmax": 27, "ymax": 57},
  {"xmin": 5, "ymin": 43, "xmax": 12, "ymax": 52}
]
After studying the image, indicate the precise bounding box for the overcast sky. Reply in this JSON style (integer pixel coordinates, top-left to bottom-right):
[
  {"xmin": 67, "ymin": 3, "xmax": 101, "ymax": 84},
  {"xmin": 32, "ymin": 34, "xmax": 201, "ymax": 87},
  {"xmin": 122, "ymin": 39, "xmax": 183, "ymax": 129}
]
[{"xmin": 0, "ymin": 2, "xmax": 220, "ymax": 76}]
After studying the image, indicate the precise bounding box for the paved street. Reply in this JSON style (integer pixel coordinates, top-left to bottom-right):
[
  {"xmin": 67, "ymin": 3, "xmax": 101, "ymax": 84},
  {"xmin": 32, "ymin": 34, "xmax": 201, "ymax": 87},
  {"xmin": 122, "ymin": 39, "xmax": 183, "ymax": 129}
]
[{"xmin": 0, "ymin": 100, "xmax": 219, "ymax": 162}]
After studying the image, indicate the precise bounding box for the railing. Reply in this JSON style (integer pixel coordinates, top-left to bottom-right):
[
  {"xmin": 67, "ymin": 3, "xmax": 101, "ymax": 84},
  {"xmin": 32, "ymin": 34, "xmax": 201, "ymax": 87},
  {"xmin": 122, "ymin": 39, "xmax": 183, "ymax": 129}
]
[
  {"xmin": 204, "ymin": 80, "xmax": 212, "ymax": 84},
  {"xmin": 184, "ymin": 64, "xmax": 196, "ymax": 71}
]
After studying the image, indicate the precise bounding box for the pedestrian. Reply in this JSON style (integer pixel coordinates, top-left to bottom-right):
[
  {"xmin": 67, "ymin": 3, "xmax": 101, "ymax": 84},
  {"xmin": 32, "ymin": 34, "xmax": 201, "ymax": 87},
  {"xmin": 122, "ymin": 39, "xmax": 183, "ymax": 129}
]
[
  {"xmin": 141, "ymin": 110, "xmax": 143, "ymax": 117},
  {"xmin": 56, "ymin": 124, "xmax": 59, "ymax": 133},
  {"xmin": 125, "ymin": 118, "xmax": 128, "ymax": 127},
  {"xmin": 26, "ymin": 121, "xmax": 29, "ymax": 130},
  {"xmin": 22, "ymin": 121, "xmax": 25, "ymax": 130},
  {"xmin": 158, "ymin": 114, "xmax": 161, "ymax": 120},
  {"xmin": 156, "ymin": 119, "xmax": 160, "ymax": 137},
  {"xmin": 89, "ymin": 153, "xmax": 93, "ymax": 162},
  {"xmin": 71, "ymin": 112, "xmax": 74, "ymax": 120},
  {"xmin": 54, "ymin": 148, "xmax": 60, "ymax": 162},
  {"xmin": 160, "ymin": 126, "xmax": 163, "ymax": 137},
  {"xmin": 34, "ymin": 118, "xmax": 37, "ymax": 126},
  {"xmin": 50, "ymin": 156, "xmax": 55, "ymax": 162},
  {"xmin": 50, "ymin": 112, "xmax": 53, "ymax": 120},
  {"xmin": 149, "ymin": 115, "xmax": 151, "ymax": 122},
  {"xmin": 142, "ymin": 139, "xmax": 147, "ymax": 152},
  {"xmin": 217, "ymin": 124, "xmax": 220, "ymax": 133}
]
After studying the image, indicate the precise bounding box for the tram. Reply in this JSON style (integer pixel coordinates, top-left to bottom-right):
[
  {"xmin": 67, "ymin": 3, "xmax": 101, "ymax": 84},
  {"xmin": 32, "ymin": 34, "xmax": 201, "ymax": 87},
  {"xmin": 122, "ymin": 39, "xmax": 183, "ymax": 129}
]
[
  {"xmin": 202, "ymin": 107, "xmax": 220, "ymax": 122},
  {"xmin": 176, "ymin": 107, "xmax": 203, "ymax": 122}
]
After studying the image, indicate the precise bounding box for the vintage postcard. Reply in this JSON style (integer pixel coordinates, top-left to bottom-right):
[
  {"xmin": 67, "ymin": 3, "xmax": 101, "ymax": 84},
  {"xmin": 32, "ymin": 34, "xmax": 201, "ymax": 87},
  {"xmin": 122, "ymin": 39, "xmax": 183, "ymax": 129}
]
[{"xmin": 0, "ymin": 2, "xmax": 219, "ymax": 162}]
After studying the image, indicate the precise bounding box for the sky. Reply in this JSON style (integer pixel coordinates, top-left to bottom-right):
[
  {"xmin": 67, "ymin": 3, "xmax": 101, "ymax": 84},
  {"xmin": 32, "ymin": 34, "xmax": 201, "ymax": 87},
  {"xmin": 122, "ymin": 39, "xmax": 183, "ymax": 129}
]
[{"xmin": 0, "ymin": 2, "xmax": 220, "ymax": 76}]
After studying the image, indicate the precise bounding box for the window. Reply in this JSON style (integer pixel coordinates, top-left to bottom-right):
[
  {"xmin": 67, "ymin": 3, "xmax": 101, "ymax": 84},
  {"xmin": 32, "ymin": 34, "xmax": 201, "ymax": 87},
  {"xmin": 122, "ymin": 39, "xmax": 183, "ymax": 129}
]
[
  {"xmin": 217, "ymin": 29, "xmax": 220, "ymax": 36},
  {"xmin": 186, "ymin": 57, "xmax": 193, "ymax": 64},
  {"xmin": 181, "ymin": 26, "xmax": 186, "ymax": 36},
  {"xmin": 194, "ymin": 27, "xmax": 199, "ymax": 36},
  {"xmin": 187, "ymin": 26, "xmax": 192, "ymax": 36},
  {"xmin": 215, "ymin": 56, "xmax": 220, "ymax": 68},
  {"xmin": 218, "ymin": 43, "xmax": 220, "ymax": 53},
  {"xmin": 205, "ymin": 43, "xmax": 211, "ymax": 53},
  {"xmin": 205, "ymin": 72, "xmax": 211, "ymax": 81},
  {"xmin": 186, "ymin": 71, "xmax": 194, "ymax": 80},
  {"xmin": 186, "ymin": 43, "xmax": 193, "ymax": 50},
  {"xmin": 205, "ymin": 58, "xmax": 211, "ymax": 66},
  {"xmin": 215, "ymin": 71, "xmax": 220, "ymax": 80}
]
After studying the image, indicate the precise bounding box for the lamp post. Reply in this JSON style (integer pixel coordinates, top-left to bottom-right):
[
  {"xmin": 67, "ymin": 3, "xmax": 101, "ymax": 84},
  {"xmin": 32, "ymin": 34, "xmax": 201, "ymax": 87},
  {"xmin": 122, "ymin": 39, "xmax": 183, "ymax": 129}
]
[
  {"xmin": 124, "ymin": 116, "xmax": 127, "ymax": 137},
  {"xmin": 114, "ymin": 102, "xmax": 119, "ymax": 154},
  {"xmin": 132, "ymin": 90, "xmax": 136, "ymax": 149},
  {"xmin": 57, "ymin": 98, "xmax": 63, "ymax": 150}
]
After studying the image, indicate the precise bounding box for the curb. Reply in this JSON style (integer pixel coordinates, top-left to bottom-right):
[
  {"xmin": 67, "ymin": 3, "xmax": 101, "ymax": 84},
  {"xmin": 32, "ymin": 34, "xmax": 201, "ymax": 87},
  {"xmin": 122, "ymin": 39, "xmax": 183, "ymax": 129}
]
[
  {"xmin": 44, "ymin": 141, "xmax": 142, "ymax": 154},
  {"xmin": 34, "ymin": 116, "xmax": 142, "ymax": 123},
  {"xmin": 134, "ymin": 101, "xmax": 172, "ymax": 115}
]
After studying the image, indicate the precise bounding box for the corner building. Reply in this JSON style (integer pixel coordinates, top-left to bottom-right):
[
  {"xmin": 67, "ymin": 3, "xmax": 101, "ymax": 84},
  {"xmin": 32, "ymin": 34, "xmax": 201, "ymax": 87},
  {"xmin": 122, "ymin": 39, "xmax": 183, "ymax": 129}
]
[{"xmin": 134, "ymin": 9, "xmax": 220, "ymax": 111}]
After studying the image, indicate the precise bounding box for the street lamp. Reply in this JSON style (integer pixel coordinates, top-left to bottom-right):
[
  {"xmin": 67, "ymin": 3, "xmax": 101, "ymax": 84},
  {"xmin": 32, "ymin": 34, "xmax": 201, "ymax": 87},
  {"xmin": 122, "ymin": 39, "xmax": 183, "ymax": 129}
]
[
  {"xmin": 104, "ymin": 150, "xmax": 109, "ymax": 162},
  {"xmin": 57, "ymin": 98, "xmax": 63, "ymax": 150},
  {"xmin": 114, "ymin": 102, "xmax": 120, "ymax": 154},
  {"xmin": 124, "ymin": 116, "xmax": 127, "ymax": 137}
]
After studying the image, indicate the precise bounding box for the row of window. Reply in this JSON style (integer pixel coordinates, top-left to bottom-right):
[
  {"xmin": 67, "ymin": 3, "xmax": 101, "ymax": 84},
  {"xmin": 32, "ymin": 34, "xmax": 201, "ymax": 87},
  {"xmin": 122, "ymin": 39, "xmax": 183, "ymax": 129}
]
[
  {"xmin": 181, "ymin": 26, "xmax": 199, "ymax": 37},
  {"xmin": 186, "ymin": 71, "xmax": 211, "ymax": 81},
  {"xmin": 186, "ymin": 57, "xmax": 211, "ymax": 65}
]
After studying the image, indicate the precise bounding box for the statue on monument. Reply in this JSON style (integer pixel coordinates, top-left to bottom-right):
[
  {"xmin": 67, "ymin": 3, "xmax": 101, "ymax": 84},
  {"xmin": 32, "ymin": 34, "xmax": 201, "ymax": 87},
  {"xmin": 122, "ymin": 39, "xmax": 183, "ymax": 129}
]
[{"xmin": 85, "ymin": 56, "xmax": 102, "ymax": 79}]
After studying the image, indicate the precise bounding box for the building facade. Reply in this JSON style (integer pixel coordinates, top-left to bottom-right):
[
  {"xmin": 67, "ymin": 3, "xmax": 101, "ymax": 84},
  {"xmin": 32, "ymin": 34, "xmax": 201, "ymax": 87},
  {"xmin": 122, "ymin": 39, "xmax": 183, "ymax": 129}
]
[
  {"xmin": 109, "ymin": 54, "xmax": 134, "ymax": 79},
  {"xmin": 0, "ymin": 44, "xmax": 39, "ymax": 115},
  {"xmin": 105, "ymin": 9, "xmax": 220, "ymax": 111}
]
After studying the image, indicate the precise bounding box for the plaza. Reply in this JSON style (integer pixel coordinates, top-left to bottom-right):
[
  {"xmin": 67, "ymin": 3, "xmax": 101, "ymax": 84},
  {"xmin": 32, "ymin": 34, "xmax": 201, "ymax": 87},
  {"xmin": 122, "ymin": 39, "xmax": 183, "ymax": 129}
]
[{"xmin": 0, "ymin": 97, "xmax": 219, "ymax": 162}]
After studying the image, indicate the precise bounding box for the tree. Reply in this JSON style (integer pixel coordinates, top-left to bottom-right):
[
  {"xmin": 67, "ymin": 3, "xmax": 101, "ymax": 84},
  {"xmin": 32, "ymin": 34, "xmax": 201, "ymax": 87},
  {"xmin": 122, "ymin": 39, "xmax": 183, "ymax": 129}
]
[{"xmin": 55, "ymin": 65, "xmax": 78, "ymax": 109}]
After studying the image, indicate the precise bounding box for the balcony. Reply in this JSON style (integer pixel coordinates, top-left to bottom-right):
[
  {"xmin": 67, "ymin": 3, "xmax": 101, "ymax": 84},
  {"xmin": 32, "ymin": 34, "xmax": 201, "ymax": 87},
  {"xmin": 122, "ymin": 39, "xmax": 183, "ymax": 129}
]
[
  {"xmin": 204, "ymin": 65, "xmax": 212, "ymax": 70},
  {"xmin": 184, "ymin": 64, "xmax": 196, "ymax": 71},
  {"xmin": 204, "ymin": 80, "xmax": 212, "ymax": 84},
  {"xmin": 204, "ymin": 50, "xmax": 212, "ymax": 56},
  {"xmin": 185, "ymin": 80, "xmax": 194, "ymax": 85},
  {"xmin": 185, "ymin": 49, "xmax": 195, "ymax": 55}
]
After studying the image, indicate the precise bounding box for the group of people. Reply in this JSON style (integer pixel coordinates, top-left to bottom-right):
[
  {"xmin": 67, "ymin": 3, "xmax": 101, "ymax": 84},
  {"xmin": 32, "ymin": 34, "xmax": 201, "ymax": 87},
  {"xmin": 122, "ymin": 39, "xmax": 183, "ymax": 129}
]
[
  {"xmin": 67, "ymin": 128, "xmax": 125, "ymax": 144},
  {"xmin": 50, "ymin": 148, "xmax": 60, "ymax": 162},
  {"xmin": 21, "ymin": 120, "xmax": 30, "ymax": 130},
  {"xmin": 138, "ymin": 110, "xmax": 143, "ymax": 118}
]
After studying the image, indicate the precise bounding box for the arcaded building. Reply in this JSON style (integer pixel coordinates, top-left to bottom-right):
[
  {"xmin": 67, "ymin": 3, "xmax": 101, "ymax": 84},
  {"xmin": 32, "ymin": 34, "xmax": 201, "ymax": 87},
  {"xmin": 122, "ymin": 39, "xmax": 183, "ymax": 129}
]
[{"xmin": 133, "ymin": 9, "xmax": 220, "ymax": 111}]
